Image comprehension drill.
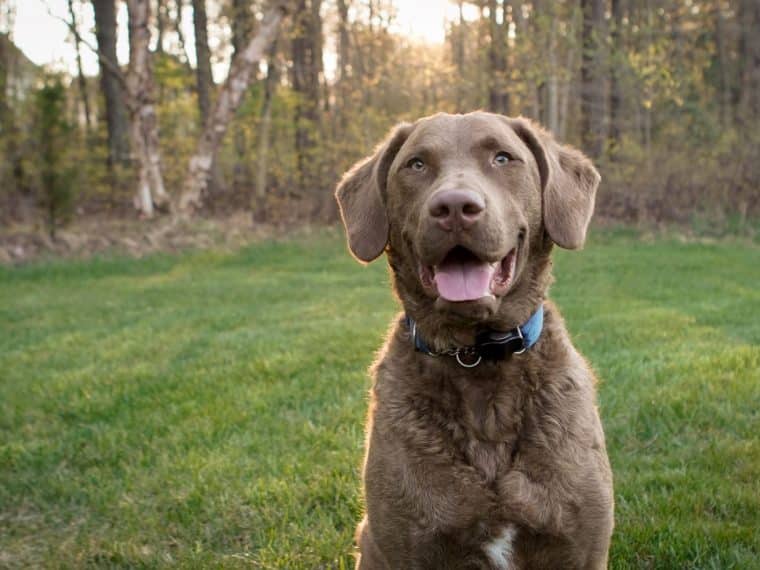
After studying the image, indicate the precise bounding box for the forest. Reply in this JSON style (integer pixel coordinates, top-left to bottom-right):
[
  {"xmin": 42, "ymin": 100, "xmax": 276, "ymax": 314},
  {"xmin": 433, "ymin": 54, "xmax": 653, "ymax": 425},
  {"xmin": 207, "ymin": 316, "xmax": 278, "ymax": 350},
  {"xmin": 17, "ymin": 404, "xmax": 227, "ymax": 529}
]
[{"xmin": 0, "ymin": 0, "xmax": 759, "ymax": 246}]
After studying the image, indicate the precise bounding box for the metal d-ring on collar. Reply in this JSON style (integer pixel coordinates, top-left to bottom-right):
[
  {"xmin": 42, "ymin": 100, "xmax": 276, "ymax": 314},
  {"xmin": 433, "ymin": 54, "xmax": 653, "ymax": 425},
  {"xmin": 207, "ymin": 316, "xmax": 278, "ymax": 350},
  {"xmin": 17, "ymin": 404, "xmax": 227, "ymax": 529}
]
[
  {"xmin": 404, "ymin": 305, "xmax": 544, "ymax": 368},
  {"xmin": 455, "ymin": 352, "xmax": 482, "ymax": 368},
  {"xmin": 409, "ymin": 319, "xmax": 483, "ymax": 366}
]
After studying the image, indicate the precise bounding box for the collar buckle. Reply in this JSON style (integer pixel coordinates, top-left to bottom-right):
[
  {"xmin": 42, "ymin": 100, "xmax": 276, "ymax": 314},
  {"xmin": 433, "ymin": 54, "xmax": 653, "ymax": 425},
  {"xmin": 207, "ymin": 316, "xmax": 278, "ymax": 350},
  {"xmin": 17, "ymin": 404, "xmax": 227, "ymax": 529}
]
[{"xmin": 513, "ymin": 326, "xmax": 527, "ymax": 355}]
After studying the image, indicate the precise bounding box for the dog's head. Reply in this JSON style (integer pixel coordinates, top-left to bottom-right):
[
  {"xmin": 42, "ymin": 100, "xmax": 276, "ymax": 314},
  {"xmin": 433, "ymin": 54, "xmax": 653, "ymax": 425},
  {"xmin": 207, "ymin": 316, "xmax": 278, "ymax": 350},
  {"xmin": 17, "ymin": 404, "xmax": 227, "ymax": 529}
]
[{"xmin": 336, "ymin": 112, "xmax": 599, "ymax": 342}]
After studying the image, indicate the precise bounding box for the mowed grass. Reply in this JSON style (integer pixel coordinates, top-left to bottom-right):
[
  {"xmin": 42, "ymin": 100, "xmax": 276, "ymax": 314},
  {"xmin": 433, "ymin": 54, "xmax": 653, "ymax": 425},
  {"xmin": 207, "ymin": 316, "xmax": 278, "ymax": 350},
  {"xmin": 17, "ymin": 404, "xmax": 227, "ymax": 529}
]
[{"xmin": 1, "ymin": 228, "xmax": 758, "ymax": 569}]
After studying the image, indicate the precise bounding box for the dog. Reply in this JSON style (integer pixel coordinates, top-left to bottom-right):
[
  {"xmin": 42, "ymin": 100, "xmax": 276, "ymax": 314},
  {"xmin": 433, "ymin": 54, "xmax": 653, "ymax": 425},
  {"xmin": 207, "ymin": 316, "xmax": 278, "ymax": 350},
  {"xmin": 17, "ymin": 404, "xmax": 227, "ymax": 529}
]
[{"xmin": 335, "ymin": 112, "xmax": 614, "ymax": 569}]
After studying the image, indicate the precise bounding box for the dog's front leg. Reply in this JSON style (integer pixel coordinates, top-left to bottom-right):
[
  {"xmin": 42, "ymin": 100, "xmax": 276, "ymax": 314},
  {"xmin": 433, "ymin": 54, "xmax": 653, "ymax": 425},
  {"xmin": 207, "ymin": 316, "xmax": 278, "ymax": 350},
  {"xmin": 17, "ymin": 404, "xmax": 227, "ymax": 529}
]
[
  {"xmin": 497, "ymin": 469, "xmax": 566, "ymax": 535},
  {"xmin": 498, "ymin": 467, "xmax": 613, "ymax": 570},
  {"xmin": 355, "ymin": 517, "xmax": 390, "ymax": 570},
  {"xmin": 361, "ymin": 427, "xmax": 498, "ymax": 567}
]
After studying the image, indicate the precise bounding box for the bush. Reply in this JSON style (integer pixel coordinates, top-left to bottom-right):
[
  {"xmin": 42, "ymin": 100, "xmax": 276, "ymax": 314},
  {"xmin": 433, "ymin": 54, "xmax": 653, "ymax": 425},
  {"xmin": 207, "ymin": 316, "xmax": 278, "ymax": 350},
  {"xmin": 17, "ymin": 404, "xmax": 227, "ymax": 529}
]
[{"xmin": 33, "ymin": 77, "xmax": 75, "ymax": 239}]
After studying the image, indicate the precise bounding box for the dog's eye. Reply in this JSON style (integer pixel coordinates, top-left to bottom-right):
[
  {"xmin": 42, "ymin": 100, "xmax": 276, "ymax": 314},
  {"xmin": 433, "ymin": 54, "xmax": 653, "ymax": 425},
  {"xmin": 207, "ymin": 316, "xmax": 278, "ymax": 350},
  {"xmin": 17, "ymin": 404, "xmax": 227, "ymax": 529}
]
[
  {"xmin": 493, "ymin": 151, "xmax": 512, "ymax": 166},
  {"xmin": 407, "ymin": 157, "xmax": 425, "ymax": 172}
]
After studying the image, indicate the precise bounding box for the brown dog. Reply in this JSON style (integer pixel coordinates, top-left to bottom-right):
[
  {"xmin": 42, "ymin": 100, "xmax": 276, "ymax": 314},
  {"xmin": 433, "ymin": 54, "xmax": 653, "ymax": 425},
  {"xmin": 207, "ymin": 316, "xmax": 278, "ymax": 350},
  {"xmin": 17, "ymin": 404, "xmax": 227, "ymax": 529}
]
[{"xmin": 336, "ymin": 112, "xmax": 614, "ymax": 569}]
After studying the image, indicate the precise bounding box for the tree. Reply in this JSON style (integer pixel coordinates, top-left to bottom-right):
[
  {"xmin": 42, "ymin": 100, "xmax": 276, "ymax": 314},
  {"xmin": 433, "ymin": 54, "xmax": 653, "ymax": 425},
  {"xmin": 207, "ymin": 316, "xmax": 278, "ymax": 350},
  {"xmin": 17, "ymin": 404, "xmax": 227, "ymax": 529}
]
[
  {"xmin": 609, "ymin": 0, "xmax": 625, "ymax": 157},
  {"xmin": 173, "ymin": 0, "xmax": 191, "ymax": 64},
  {"xmin": 487, "ymin": 0, "xmax": 509, "ymax": 114},
  {"xmin": 67, "ymin": 0, "xmax": 92, "ymax": 130},
  {"xmin": 192, "ymin": 0, "xmax": 213, "ymax": 127},
  {"xmin": 179, "ymin": 3, "xmax": 286, "ymax": 212},
  {"xmin": 231, "ymin": 0, "xmax": 255, "ymax": 193},
  {"xmin": 738, "ymin": 0, "xmax": 760, "ymax": 124},
  {"xmin": 92, "ymin": 0, "xmax": 130, "ymax": 165},
  {"xmin": 291, "ymin": 0, "xmax": 323, "ymax": 194},
  {"xmin": 580, "ymin": 0, "xmax": 606, "ymax": 158},
  {"xmin": 334, "ymin": 0, "xmax": 352, "ymax": 126},
  {"xmin": 126, "ymin": 0, "xmax": 169, "ymax": 216},
  {"xmin": 231, "ymin": 0, "xmax": 254, "ymax": 55},
  {"xmin": 34, "ymin": 78, "xmax": 75, "ymax": 240},
  {"xmin": 253, "ymin": 33, "xmax": 280, "ymax": 220},
  {"xmin": 0, "ymin": 26, "xmax": 32, "ymax": 219},
  {"xmin": 156, "ymin": 0, "xmax": 166, "ymax": 53}
]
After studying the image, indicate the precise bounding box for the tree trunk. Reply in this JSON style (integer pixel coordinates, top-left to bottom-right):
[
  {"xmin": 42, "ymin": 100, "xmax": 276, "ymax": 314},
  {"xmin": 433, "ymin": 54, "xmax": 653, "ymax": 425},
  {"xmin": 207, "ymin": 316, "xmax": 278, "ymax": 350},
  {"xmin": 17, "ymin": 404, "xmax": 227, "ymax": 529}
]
[
  {"xmin": 0, "ymin": 32, "xmax": 32, "ymax": 220},
  {"xmin": 126, "ymin": 0, "xmax": 169, "ymax": 216},
  {"xmin": 738, "ymin": 0, "xmax": 760, "ymax": 124},
  {"xmin": 93, "ymin": 0, "xmax": 130, "ymax": 165},
  {"xmin": 291, "ymin": 0, "xmax": 323, "ymax": 195},
  {"xmin": 232, "ymin": 0, "xmax": 254, "ymax": 56},
  {"xmin": 487, "ymin": 0, "xmax": 509, "ymax": 114},
  {"xmin": 714, "ymin": 1, "xmax": 731, "ymax": 127},
  {"xmin": 533, "ymin": 0, "xmax": 558, "ymax": 131},
  {"xmin": 192, "ymin": 0, "xmax": 213, "ymax": 127},
  {"xmin": 336, "ymin": 0, "xmax": 350, "ymax": 123},
  {"xmin": 453, "ymin": 0, "xmax": 466, "ymax": 112},
  {"xmin": 68, "ymin": 0, "xmax": 92, "ymax": 130},
  {"xmin": 558, "ymin": 27, "xmax": 576, "ymax": 141},
  {"xmin": 231, "ymin": 0, "xmax": 255, "ymax": 195},
  {"xmin": 253, "ymin": 35, "xmax": 281, "ymax": 221},
  {"xmin": 179, "ymin": 4, "xmax": 285, "ymax": 213},
  {"xmin": 609, "ymin": 0, "xmax": 625, "ymax": 158},
  {"xmin": 580, "ymin": 0, "xmax": 606, "ymax": 158},
  {"xmin": 174, "ymin": 0, "xmax": 191, "ymax": 64},
  {"xmin": 156, "ymin": 0, "xmax": 165, "ymax": 54}
]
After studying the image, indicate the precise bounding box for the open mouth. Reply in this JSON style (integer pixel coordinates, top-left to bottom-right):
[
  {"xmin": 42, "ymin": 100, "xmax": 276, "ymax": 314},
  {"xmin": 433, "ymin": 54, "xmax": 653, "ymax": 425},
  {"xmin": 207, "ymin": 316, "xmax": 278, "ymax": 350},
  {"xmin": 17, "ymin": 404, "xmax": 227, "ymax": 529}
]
[{"xmin": 419, "ymin": 246, "xmax": 517, "ymax": 302}]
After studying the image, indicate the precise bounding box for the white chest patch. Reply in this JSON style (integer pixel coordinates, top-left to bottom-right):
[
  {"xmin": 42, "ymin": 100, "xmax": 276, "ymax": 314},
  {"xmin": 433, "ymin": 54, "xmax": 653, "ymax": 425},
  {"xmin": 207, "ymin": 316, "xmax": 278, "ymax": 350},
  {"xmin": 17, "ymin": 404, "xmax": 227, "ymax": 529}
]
[{"xmin": 483, "ymin": 525, "xmax": 518, "ymax": 570}]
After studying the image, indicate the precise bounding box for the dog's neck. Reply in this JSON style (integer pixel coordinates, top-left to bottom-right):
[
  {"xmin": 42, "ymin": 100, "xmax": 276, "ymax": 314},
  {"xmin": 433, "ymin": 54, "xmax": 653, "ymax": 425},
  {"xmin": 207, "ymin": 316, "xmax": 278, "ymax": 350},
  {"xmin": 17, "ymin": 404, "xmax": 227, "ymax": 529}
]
[{"xmin": 405, "ymin": 305, "xmax": 544, "ymax": 367}]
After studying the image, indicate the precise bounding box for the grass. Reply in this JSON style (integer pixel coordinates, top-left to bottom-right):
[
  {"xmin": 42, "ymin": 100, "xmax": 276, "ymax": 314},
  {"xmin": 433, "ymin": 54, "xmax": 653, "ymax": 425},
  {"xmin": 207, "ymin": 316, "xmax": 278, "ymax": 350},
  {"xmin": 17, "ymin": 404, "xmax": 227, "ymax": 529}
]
[{"xmin": 1, "ymin": 227, "xmax": 758, "ymax": 569}]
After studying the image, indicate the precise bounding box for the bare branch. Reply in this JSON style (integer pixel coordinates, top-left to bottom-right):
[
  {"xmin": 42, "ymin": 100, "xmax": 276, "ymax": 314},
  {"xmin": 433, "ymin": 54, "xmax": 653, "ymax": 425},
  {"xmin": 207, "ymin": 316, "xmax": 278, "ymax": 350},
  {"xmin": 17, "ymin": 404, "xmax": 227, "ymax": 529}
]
[{"xmin": 38, "ymin": 0, "xmax": 132, "ymax": 98}]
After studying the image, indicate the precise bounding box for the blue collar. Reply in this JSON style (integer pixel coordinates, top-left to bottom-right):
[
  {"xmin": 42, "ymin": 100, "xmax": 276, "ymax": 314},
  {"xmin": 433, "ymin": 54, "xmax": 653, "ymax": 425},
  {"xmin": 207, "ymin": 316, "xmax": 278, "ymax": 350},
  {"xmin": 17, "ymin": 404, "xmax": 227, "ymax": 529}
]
[{"xmin": 404, "ymin": 305, "xmax": 544, "ymax": 368}]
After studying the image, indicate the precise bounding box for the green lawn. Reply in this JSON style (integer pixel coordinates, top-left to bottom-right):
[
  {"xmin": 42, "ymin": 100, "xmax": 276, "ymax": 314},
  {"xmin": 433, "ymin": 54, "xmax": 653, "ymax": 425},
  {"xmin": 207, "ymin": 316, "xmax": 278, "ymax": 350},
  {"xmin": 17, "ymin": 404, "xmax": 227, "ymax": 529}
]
[{"xmin": 1, "ymin": 228, "xmax": 758, "ymax": 569}]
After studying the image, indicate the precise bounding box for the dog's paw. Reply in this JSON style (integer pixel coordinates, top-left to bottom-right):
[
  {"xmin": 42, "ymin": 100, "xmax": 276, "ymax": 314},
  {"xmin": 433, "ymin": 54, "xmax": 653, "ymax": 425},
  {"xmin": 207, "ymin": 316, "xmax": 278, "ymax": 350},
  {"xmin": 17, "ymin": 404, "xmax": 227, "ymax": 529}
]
[{"xmin": 498, "ymin": 470, "xmax": 563, "ymax": 534}]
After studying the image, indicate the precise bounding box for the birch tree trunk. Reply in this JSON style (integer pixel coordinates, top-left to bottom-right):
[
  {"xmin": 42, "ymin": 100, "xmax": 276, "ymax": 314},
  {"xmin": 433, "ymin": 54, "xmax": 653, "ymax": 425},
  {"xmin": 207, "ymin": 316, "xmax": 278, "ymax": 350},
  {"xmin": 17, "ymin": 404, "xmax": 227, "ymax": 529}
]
[
  {"xmin": 178, "ymin": 4, "xmax": 286, "ymax": 213},
  {"xmin": 174, "ymin": 0, "xmax": 191, "ymax": 65},
  {"xmin": 126, "ymin": 0, "xmax": 169, "ymax": 217}
]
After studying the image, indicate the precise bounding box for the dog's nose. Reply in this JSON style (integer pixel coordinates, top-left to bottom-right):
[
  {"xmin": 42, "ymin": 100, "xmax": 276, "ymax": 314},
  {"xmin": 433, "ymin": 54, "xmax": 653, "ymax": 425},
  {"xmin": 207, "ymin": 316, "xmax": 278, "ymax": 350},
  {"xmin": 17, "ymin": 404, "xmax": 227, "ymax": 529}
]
[{"xmin": 428, "ymin": 189, "xmax": 485, "ymax": 231}]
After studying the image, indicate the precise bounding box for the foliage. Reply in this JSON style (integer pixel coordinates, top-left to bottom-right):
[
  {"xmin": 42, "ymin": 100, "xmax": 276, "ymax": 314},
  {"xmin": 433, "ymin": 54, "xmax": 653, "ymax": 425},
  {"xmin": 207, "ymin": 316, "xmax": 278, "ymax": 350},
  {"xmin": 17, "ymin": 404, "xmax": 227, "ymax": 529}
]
[
  {"xmin": 32, "ymin": 77, "xmax": 75, "ymax": 239},
  {"xmin": 0, "ymin": 0, "xmax": 758, "ymax": 227},
  {"xmin": 1, "ymin": 231, "xmax": 759, "ymax": 567}
]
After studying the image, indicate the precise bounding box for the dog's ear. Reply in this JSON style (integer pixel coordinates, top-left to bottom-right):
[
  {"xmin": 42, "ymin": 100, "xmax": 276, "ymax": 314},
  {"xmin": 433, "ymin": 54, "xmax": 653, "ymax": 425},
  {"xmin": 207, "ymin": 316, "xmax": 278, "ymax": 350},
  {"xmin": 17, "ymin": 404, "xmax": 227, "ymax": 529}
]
[
  {"xmin": 335, "ymin": 122, "xmax": 414, "ymax": 262},
  {"xmin": 510, "ymin": 118, "xmax": 600, "ymax": 250}
]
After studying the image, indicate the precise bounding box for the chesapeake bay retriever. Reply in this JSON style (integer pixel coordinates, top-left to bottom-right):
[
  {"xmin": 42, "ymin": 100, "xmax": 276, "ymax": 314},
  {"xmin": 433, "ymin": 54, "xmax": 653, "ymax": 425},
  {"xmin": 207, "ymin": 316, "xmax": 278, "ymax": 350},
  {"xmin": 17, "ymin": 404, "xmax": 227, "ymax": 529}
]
[{"xmin": 335, "ymin": 112, "xmax": 614, "ymax": 569}]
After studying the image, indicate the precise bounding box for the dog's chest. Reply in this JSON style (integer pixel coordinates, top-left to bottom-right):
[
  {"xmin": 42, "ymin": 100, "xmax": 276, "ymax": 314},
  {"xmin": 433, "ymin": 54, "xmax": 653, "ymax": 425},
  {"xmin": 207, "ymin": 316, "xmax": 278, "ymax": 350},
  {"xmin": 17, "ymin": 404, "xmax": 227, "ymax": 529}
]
[
  {"xmin": 483, "ymin": 525, "xmax": 518, "ymax": 570},
  {"xmin": 452, "ymin": 380, "xmax": 525, "ymax": 481}
]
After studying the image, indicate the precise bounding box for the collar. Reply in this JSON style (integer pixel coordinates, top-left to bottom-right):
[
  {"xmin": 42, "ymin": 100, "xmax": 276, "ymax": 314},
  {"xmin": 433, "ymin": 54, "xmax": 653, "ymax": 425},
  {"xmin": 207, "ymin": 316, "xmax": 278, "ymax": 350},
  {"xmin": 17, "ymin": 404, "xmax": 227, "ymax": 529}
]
[{"xmin": 404, "ymin": 305, "xmax": 544, "ymax": 368}]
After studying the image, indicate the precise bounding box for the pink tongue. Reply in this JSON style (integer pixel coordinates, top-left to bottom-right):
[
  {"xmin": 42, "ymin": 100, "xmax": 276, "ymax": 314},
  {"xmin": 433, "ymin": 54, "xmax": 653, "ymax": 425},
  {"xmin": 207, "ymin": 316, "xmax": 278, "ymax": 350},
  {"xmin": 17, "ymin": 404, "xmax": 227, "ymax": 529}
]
[{"xmin": 434, "ymin": 259, "xmax": 496, "ymax": 302}]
